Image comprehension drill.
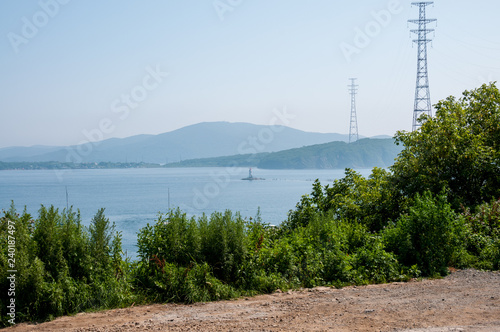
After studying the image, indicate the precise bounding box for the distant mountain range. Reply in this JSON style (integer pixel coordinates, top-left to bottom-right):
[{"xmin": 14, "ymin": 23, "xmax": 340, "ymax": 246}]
[
  {"xmin": 0, "ymin": 122, "xmax": 391, "ymax": 164},
  {"xmin": 166, "ymin": 138, "xmax": 402, "ymax": 169}
]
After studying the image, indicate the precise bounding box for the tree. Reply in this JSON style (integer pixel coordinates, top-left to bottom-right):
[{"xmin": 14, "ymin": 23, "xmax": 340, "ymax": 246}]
[
  {"xmin": 391, "ymin": 83, "xmax": 500, "ymax": 209},
  {"xmin": 33, "ymin": 206, "xmax": 67, "ymax": 280},
  {"xmin": 324, "ymin": 167, "xmax": 398, "ymax": 231},
  {"xmin": 284, "ymin": 168, "xmax": 399, "ymax": 232},
  {"xmin": 88, "ymin": 208, "xmax": 115, "ymax": 276}
]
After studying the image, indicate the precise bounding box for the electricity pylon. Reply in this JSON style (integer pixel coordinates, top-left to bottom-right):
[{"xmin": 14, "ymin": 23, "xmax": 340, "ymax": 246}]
[
  {"xmin": 408, "ymin": 2, "xmax": 436, "ymax": 131},
  {"xmin": 348, "ymin": 78, "xmax": 359, "ymax": 143}
]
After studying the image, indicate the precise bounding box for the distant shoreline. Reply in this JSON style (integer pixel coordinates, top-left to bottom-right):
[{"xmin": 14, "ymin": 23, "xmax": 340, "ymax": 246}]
[
  {"xmin": 0, "ymin": 138, "xmax": 401, "ymax": 171},
  {"xmin": 0, "ymin": 161, "xmax": 164, "ymax": 171}
]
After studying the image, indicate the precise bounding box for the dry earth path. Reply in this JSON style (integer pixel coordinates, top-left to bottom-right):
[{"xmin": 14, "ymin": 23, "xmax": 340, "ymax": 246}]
[{"xmin": 5, "ymin": 269, "xmax": 500, "ymax": 331}]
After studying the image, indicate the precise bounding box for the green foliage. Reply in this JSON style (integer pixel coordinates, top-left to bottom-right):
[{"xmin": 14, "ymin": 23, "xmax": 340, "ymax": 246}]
[
  {"xmin": 326, "ymin": 168, "xmax": 399, "ymax": 231},
  {"xmin": 199, "ymin": 210, "xmax": 247, "ymax": 282},
  {"xmin": 284, "ymin": 168, "xmax": 398, "ymax": 232},
  {"xmin": 383, "ymin": 191, "xmax": 465, "ymax": 276},
  {"xmin": 137, "ymin": 208, "xmax": 200, "ymax": 267},
  {"xmin": 88, "ymin": 209, "xmax": 115, "ymax": 275},
  {"xmin": 135, "ymin": 205, "xmax": 413, "ymax": 304},
  {"xmin": 351, "ymin": 238, "xmax": 402, "ymax": 284},
  {"xmin": 33, "ymin": 206, "xmax": 68, "ymax": 281},
  {"xmin": 135, "ymin": 209, "xmax": 248, "ymax": 301},
  {"xmin": 135, "ymin": 260, "xmax": 238, "ymax": 303},
  {"xmin": 257, "ymin": 213, "xmax": 405, "ymax": 288},
  {"xmin": 137, "ymin": 209, "xmax": 248, "ymax": 283},
  {"xmin": 0, "ymin": 204, "xmax": 135, "ymax": 326},
  {"xmin": 392, "ymin": 83, "xmax": 500, "ymax": 209},
  {"xmin": 462, "ymin": 199, "xmax": 500, "ymax": 270},
  {"xmin": 60, "ymin": 209, "xmax": 89, "ymax": 281}
]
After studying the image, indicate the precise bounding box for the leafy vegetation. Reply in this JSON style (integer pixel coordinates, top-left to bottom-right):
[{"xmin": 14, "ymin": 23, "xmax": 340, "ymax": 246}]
[
  {"xmin": 0, "ymin": 205, "xmax": 137, "ymax": 326},
  {"xmin": 382, "ymin": 191, "xmax": 465, "ymax": 276},
  {"xmin": 1, "ymin": 83, "xmax": 499, "ymax": 326},
  {"xmin": 391, "ymin": 83, "xmax": 500, "ymax": 208}
]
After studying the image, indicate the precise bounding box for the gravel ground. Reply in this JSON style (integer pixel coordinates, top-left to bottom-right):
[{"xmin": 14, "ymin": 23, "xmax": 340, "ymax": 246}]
[{"xmin": 5, "ymin": 269, "xmax": 500, "ymax": 332}]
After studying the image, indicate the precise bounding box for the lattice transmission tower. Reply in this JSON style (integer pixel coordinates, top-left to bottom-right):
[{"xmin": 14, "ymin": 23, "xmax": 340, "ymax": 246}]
[
  {"xmin": 348, "ymin": 78, "xmax": 359, "ymax": 143},
  {"xmin": 408, "ymin": 2, "xmax": 436, "ymax": 131}
]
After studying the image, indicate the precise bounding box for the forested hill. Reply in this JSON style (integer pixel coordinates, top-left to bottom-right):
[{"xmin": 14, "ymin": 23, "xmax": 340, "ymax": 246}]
[
  {"xmin": 257, "ymin": 138, "xmax": 401, "ymax": 169},
  {"xmin": 166, "ymin": 138, "xmax": 402, "ymax": 169}
]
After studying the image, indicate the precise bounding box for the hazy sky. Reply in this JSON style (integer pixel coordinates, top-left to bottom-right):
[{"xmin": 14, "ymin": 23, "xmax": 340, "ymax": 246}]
[{"xmin": 1, "ymin": 0, "xmax": 499, "ymax": 148}]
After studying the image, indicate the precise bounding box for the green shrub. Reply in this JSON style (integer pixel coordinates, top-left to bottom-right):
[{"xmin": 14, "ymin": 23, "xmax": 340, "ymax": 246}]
[
  {"xmin": 259, "ymin": 212, "xmax": 404, "ymax": 287},
  {"xmin": 60, "ymin": 208, "xmax": 90, "ymax": 281},
  {"xmin": 137, "ymin": 208, "xmax": 200, "ymax": 268},
  {"xmin": 284, "ymin": 168, "xmax": 399, "ymax": 233},
  {"xmin": 352, "ymin": 237, "xmax": 401, "ymax": 284},
  {"xmin": 321, "ymin": 248, "xmax": 352, "ymax": 286},
  {"xmin": 257, "ymin": 237, "xmax": 298, "ymax": 281},
  {"xmin": 0, "ymin": 204, "xmax": 134, "ymax": 326},
  {"xmin": 135, "ymin": 210, "xmax": 248, "ymax": 302},
  {"xmin": 493, "ymin": 241, "xmax": 500, "ymax": 270},
  {"xmin": 383, "ymin": 191, "xmax": 464, "ymax": 276},
  {"xmin": 88, "ymin": 209, "xmax": 114, "ymax": 275},
  {"xmin": 134, "ymin": 259, "xmax": 238, "ymax": 303},
  {"xmin": 462, "ymin": 199, "xmax": 500, "ymax": 269},
  {"xmin": 199, "ymin": 210, "xmax": 247, "ymax": 282},
  {"xmin": 33, "ymin": 206, "xmax": 68, "ymax": 281}
]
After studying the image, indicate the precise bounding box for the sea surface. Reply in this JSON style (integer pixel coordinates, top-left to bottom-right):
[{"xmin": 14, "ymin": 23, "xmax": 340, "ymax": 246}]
[{"xmin": 0, "ymin": 167, "xmax": 372, "ymax": 259}]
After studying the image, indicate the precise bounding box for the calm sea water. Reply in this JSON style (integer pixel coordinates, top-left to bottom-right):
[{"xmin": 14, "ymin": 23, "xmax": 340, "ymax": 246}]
[{"xmin": 0, "ymin": 167, "xmax": 372, "ymax": 258}]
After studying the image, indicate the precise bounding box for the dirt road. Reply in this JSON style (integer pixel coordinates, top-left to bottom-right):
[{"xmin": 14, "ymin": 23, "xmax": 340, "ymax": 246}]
[{"xmin": 6, "ymin": 269, "xmax": 500, "ymax": 331}]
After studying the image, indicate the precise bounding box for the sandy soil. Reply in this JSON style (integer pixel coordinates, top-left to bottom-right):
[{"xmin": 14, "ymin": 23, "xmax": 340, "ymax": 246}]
[{"xmin": 5, "ymin": 269, "xmax": 500, "ymax": 332}]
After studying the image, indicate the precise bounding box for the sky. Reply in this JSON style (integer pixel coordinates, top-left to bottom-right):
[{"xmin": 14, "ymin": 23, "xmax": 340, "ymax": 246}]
[{"xmin": 1, "ymin": 0, "xmax": 499, "ymax": 148}]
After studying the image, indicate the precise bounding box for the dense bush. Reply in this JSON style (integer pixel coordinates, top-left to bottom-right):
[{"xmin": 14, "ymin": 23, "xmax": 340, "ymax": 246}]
[
  {"xmin": 462, "ymin": 199, "xmax": 500, "ymax": 270},
  {"xmin": 0, "ymin": 204, "xmax": 135, "ymax": 326},
  {"xmin": 284, "ymin": 168, "xmax": 400, "ymax": 233},
  {"xmin": 136, "ymin": 209, "xmax": 201, "ymax": 267},
  {"xmin": 134, "ymin": 207, "xmax": 410, "ymax": 302},
  {"xmin": 383, "ymin": 191, "xmax": 465, "ymax": 276},
  {"xmin": 135, "ymin": 209, "xmax": 247, "ymax": 302}
]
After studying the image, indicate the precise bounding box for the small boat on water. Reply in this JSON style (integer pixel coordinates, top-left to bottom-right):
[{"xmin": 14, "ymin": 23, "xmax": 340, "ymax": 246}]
[{"xmin": 242, "ymin": 168, "xmax": 265, "ymax": 181}]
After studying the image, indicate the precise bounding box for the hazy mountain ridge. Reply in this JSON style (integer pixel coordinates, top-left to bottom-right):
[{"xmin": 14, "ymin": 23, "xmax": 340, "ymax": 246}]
[
  {"xmin": 166, "ymin": 138, "xmax": 402, "ymax": 169},
  {"xmin": 0, "ymin": 122, "xmax": 388, "ymax": 164},
  {"xmin": 257, "ymin": 138, "xmax": 402, "ymax": 169}
]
